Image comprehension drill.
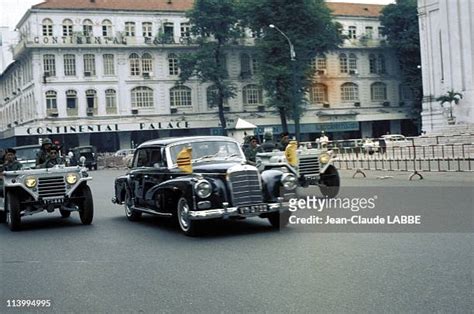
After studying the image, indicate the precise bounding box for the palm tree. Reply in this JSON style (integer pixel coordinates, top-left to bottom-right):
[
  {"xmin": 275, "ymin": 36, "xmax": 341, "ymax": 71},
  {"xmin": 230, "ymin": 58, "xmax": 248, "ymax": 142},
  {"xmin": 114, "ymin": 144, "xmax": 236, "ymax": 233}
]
[{"xmin": 436, "ymin": 89, "xmax": 463, "ymax": 121}]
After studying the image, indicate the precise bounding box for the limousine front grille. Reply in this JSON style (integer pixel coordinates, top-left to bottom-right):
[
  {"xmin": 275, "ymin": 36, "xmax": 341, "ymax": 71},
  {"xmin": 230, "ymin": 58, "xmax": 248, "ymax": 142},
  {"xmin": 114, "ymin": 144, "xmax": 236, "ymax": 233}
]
[
  {"xmin": 228, "ymin": 170, "xmax": 263, "ymax": 207},
  {"xmin": 38, "ymin": 176, "xmax": 66, "ymax": 198}
]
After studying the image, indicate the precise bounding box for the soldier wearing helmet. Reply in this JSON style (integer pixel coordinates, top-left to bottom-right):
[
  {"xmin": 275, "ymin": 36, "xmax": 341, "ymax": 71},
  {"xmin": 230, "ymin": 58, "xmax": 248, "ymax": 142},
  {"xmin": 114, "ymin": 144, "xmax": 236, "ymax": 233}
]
[
  {"xmin": 261, "ymin": 132, "xmax": 277, "ymax": 152},
  {"xmin": 36, "ymin": 138, "xmax": 53, "ymax": 166}
]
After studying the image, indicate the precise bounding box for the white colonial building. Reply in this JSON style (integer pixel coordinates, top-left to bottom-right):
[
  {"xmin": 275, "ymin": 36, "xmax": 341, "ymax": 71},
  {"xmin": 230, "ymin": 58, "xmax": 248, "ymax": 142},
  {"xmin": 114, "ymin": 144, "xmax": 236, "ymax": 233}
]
[
  {"xmin": 418, "ymin": 0, "xmax": 474, "ymax": 132},
  {"xmin": 0, "ymin": 0, "xmax": 418, "ymax": 151}
]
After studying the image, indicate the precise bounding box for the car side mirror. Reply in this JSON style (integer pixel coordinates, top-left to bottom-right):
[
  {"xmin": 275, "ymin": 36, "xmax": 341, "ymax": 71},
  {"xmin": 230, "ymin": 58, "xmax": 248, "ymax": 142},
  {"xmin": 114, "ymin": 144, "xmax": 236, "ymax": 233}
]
[{"xmin": 79, "ymin": 156, "xmax": 86, "ymax": 167}]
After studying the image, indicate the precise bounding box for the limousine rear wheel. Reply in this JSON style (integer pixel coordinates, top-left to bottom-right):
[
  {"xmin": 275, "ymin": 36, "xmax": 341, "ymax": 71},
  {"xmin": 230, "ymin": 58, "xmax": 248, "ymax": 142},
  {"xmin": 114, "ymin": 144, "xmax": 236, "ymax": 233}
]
[{"xmin": 177, "ymin": 197, "xmax": 201, "ymax": 236}]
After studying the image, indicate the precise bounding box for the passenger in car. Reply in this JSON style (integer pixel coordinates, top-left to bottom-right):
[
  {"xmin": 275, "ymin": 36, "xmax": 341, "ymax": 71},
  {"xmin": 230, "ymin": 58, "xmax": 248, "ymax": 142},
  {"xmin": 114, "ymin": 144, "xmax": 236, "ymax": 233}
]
[{"xmin": 39, "ymin": 146, "xmax": 64, "ymax": 168}]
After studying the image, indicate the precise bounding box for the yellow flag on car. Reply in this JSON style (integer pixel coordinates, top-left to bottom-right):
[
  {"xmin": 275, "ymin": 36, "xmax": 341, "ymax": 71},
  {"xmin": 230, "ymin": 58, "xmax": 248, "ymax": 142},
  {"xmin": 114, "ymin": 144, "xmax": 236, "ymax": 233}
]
[
  {"xmin": 285, "ymin": 140, "xmax": 298, "ymax": 167},
  {"xmin": 177, "ymin": 147, "xmax": 193, "ymax": 173}
]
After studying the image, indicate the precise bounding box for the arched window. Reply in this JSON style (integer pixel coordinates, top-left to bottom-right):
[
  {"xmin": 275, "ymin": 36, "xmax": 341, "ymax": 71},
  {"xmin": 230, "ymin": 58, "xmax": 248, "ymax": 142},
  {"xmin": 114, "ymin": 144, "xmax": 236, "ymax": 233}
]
[
  {"xmin": 206, "ymin": 85, "xmax": 228, "ymax": 108},
  {"xmin": 62, "ymin": 19, "xmax": 73, "ymax": 37},
  {"xmin": 349, "ymin": 53, "xmax": 357, "ymax": 72},
  {"xmin": 105, "ymin": 89, "xmax": 117, "ymax": 112},
  {"xmin": 141, "ymin": 53, "xmax": 153, "ymax": 74},
  {"xmin": 341, "ymin": 83, "xmax": 359, "ymax": 101},
  {"xmin": 168, "ymin": 53, "xmax": 179, "ymax": 76},
  {"xmin": 45, "ymin": 91, "xmax": 57, "ymax": 110},
  {"xmin": 42, "ymin": 18, "xmax": 53, "ymax": 36},
  {"xmin": 85, "ymin": 89, "xmax": 97, "ymax": 112},
  {"xmin": 131, "ymin": 87, "xmax": 154, "ymax": 108},
  {"xmin": 102, "ymin": 19, "xmax": 112, "ymax": 37},
  {"xmin": 170, "ymin": 86, "xmax": 192, "ymax": 107},
  {"xmin": 371, "ymin": 82, "xmax": 387, "ymax": 101},
  {"xmin": 83, "ymin": 19, "xmax": 93, "ymax": 36},
  {"xmin": 339, "ymin": 53, "xmax": 348, "ymax": 73},
  {"xmin": 243, "ymin": 84, "xmax": 263, "ymax": 105},
  {"xmin": 66, "ymin": 90, "xmax": 78, "ymax": 116},
  {"xmin": 129, "ymin": 53, "xmax": 141, "ymax": 76},
  {"xmin": 309, "ymin": 83, "xmax": 328, "ymax": 103},
  {"xmin": 369, "ymin": 54, "xmax": 377, "ymax": 73}
]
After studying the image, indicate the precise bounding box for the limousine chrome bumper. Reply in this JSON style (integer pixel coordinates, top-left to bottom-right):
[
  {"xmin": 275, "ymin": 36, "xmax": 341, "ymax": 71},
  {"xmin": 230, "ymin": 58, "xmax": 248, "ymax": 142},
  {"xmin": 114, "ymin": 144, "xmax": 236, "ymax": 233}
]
[{"xmin": 188, "ymin": 197, "xmax": 287, "ymax": 220}]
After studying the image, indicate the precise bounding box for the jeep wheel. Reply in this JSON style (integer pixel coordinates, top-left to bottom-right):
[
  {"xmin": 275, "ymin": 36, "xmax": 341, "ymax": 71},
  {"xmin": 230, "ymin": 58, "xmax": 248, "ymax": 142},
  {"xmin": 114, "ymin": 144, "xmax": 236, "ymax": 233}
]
[
  {"xmin": 176, "ymin": 197, "xmax": 201, "ymax": 236},
  {"xmin": 6, "ymin": 192, "xmax": 21, "ymax": 231},
  {"xmin": 268, "ymin": 210, "xmax": 291, "ymax": 229},
  {"xmin": 60, "ymin": 209, "xmax": 71, "ymax": 218},
  {"xmin": 79, "ymin": 185, "xmax": 94, "ymax": 225},
  {"xmin": 124, "ymin": 188, "xmax": 141, "ymax": 221},
  {"xmin": 319, "ymin": 165, "xmax": 340, "ymax": 198}
]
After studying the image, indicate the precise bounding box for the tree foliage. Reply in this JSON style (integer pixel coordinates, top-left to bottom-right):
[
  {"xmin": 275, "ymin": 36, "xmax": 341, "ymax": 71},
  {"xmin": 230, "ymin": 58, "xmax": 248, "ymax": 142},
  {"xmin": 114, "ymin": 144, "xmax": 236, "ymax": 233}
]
[
  {"xmin": 436, "ymin": 89, "xmax": 463, "ymax": 118},
  {"xmin": 380, "ymin": 0, "xmax": 422, "ymax": 103},
  {"xmin": 238, "ymin": 0, "xmax": 342, "ymax": 132},
  {"xmin": 179, "ymin": 0, "xmax": 241, "ymax": 135}
]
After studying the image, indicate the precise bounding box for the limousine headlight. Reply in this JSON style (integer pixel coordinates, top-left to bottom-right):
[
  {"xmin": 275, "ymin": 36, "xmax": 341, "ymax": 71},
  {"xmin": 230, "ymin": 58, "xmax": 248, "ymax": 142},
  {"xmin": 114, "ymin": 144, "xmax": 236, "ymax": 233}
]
[
  {"xmin": 281, "ymin": 173, "xmax": 297, "ymax": 190},
  {"xmin": 24, "ymin": 176, "xmax": 37, "ymax": 188},
  {"xmin": 195, "ymin": 180, "xmax": 212, "ymax": 199}
]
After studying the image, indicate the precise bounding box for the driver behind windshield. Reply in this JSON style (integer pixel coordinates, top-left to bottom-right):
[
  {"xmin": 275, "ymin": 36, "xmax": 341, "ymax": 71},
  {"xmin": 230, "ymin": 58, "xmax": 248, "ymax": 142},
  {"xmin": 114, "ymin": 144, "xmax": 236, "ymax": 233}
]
[{"xmin": 39, "ymin": 146, "xmax": 64, "ymax": 168}]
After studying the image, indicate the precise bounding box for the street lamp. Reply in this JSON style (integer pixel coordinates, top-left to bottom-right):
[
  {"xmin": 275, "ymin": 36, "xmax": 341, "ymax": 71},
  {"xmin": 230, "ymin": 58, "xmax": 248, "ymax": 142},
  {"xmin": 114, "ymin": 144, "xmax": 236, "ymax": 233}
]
[{"xmin": 268, "ymin": 24, "xmax": 300, "ymax": 141}]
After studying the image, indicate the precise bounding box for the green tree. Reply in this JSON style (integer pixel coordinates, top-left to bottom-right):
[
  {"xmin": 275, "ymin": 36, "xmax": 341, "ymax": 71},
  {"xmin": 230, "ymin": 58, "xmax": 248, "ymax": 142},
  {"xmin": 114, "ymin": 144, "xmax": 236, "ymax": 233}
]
[
  {"xmin": 178, "ymin": 0, "xmax": 241, "ymax": 135},
  {"xmin": 380, "ymin": 0, "xmax": 422, "ymax": 103},
  {"xmin": 239, "ymin": 0, "xmax": 342, "ymax": 138}
]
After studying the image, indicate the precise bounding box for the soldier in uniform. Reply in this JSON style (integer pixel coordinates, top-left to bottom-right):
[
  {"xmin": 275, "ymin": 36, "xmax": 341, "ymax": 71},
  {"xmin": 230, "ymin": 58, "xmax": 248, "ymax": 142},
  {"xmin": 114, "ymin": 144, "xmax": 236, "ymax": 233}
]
[
  {"xmin": 36, "ymin": 138, "xmax": 53, "ymax": 166},
  {"xmin": 244, "ymin": 136, "xmax": 263, "ymax": 165},
  {"xmin": 261, "ymin": 132, "xmax": 278, "ymax": 152},
  {"xmin": 39, "ymin": 146, "xmax": 64, "ymax": 168},
  {"xmin": 2, "ymin": 148, "xmax": 23, "ymax": 172},
  {"xmin": 278, "ymin": 132, "xmax": 290, "ymax": 151}
]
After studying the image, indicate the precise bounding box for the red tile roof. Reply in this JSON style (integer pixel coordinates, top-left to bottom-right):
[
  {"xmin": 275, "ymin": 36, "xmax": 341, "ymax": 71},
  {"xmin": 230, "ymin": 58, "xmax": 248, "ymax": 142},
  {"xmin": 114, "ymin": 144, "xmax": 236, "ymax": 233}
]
[
  {"xmin": 32, "ymin": 0, "xmax": 384, "ymax": 17},
  {"xmin": 32, "ymin": 0, "xmax": 194, "ymax": 11}
]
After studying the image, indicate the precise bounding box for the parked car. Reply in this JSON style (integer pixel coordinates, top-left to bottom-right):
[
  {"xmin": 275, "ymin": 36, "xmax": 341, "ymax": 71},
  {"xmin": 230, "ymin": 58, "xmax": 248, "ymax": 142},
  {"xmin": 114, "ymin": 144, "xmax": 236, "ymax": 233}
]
[
  {"xmin": 112, "ymin": 136, "xmax": 297, "ymax": 236},
  {"xmin": 362, "ymin": 138, "xmax": 379, "ymax": 154},
  {"xmin": 72, "ymin": 146, "xmax": 97, "ymax": 170},
  {"xmin": 114, "ymin": 149, "xmax": 135, "ymax": 157},
  {"xmin": 13, "ymin": 144, "xmax": 41, "ymax": 169},
  {"xmin": 0, "ymin": 159, "xmax": 93, "ymax": 231},
  {"xmin": 256, "ymin": 141, "xmax": 340, "ymax": 198},
  {"xmin": 382, "ymin": 134, "xmax": 409, "ymax": 145}
]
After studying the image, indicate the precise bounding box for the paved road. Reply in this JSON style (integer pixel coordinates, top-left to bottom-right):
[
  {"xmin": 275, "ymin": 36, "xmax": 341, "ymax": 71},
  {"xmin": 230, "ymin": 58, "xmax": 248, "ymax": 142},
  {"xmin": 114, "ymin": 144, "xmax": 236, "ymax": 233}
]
[{"xmin": 1, "ymin": 169, "xmax": 472, "ymax": 313}]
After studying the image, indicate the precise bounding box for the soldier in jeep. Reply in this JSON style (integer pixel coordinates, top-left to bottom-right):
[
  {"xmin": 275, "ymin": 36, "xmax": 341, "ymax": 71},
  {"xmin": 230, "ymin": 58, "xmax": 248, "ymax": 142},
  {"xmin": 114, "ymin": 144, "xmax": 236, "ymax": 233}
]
[
  {"xmin": 36, "ymin": 138, "xmax": 53, "ymax": 166},
  {"xmin": 38, "ymin": 146, "xmax": 64, "ymax": 168}
]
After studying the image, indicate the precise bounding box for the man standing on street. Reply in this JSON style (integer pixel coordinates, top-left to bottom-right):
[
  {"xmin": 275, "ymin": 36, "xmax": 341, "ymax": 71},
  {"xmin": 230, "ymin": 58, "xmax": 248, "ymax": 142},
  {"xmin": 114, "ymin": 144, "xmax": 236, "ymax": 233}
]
[{"xmin": 244, "ymin": 136, "xmax": 263, "ymax": 165}]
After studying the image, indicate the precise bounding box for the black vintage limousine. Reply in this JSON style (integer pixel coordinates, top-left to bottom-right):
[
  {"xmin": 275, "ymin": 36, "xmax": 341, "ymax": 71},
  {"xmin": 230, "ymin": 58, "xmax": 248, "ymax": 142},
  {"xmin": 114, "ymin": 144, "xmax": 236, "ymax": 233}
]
[{"xmin": 112, "ymin": 136, "xmax": 297, "ymax": 236}]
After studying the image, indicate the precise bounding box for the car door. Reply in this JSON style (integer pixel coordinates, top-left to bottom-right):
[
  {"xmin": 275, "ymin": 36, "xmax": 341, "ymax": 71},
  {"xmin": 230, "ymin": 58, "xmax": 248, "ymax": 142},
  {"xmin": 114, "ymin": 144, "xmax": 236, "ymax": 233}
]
[{"xmin": 130, "ymin": 148, "xmax": 150, "ymax": 205}]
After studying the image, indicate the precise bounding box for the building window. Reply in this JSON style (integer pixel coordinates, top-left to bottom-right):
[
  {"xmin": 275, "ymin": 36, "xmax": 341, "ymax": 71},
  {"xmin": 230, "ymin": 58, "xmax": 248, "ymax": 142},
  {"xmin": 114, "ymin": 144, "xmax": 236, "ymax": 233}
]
[
  {"xmin": 377, "ymin": 54, "xmax": 386, "ymax": 74},
  {"xmin": 142, "ymin": 22, "xmax": 153, "ymax": 37},
  {"xmin": 365, "ymin": 26, "xmax": 373, "ymax": 39},
  {"xmin": 180, "ymin": 23, "xmax": 190, "ymax": 38},
  {"xmin": 83, "ymin": 54, "xmax": 96, "ymax": 76},
  {"xmin": 43, "ymin": 54, "xmax": 56, "ymax": 76},
  {"xmin": 132, "ymin": 86, "xmax": 154, "ymax": 108},
  {"xmin": 170, "ymin": 86, "xmax": 192, "ymax": 107},
  {"xmin": 141, "ymin": 53, "xmax": 153, "ymax": 74},
  {"xmin": 168, "ymin": 53, "xmax": 179, "ymax": 76},
  {"xmin": 315, "ymin": 54, "xmax": 327, "ymax": 71},
  {"xmin": 399, "ymin": 84, "xmax": 414, "ymax": 101},
  {"xmin": 103, "ymin": 54, "xmax": 115, "ymax": 75},
  {"xmin": 64, "ymin": 54, "xmax": 76, "ymax": 76},
  {"xmin": 42, "ymin": 18, "xmax": 53, "ymax": 36},
  {"xmin": 102, "ymin": 19, "xmax": 112, "ymax": 37},
  {"xmin": 206, "ymin": 85, "xmax": 228, "ymax": 108},
  {"xmin": 341, "ymin": 82, "xmax": 359, "ymax": 101},
  {"xmin": 242, "ymin": 84, "xmax": 263, "ymax": 105},
  {"xmin": 339, "ymin": 53, "xmax": 348, "ymax": 73},
  {"xmin": 309, "ymin": 83, "xmax": 328, "ymax": 103},
  {"xmin": 348, "ymin": 26, "xmax": 357, "ymax": 39},
  {"xmin": 85, "ymin": 90, "xmax": 97, "ymax": 115},
  {"xmin": 125, "ymin": 22, "xmax": 136, "ymax": 37},
  {"xmin": 129, "ymin": 53, "xmax": 141, "ymax": 76},
  {"xmin": 378, "ymin": 27, "xmax": 385, "ymax": 39},
  {"xmin": 349, "ymin": 53, "xmax": 357, "ymax": 72},
  {"xmin": 371, "ymin": 82, "xmax": 387, "ymax": 101},
  {"xmin": 163, "ymin": 22, "xmax": 174, "ymax": 43},
  {"xmin": 62, "ymin": 19, "xmax": 73, "ymax": 37},
  {"xmin": 83, "ymin": 19, "xmax": 93, "ymax": 36},
  {"xmin": 105, "ymin": 89, "xmax": 117, "ymax": 111},
  {"xmin": 66, "ymin": 90, "xmax": 77, "ymax": 115},
  {"xmin": 45, "ymin": 91, "xmax": 57, "ymax": 110},
  {"xmin": 369, "ymin": 54, "xmax": 377, "ymax": 73},
  {"xmin": 240, "ymin": 53, "xmax": 252, "ymax": 78}
]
